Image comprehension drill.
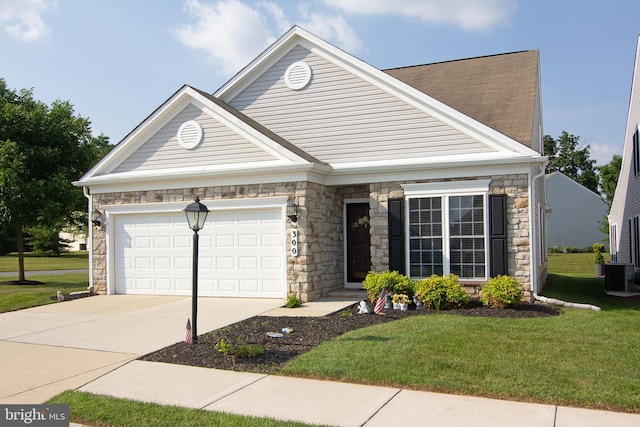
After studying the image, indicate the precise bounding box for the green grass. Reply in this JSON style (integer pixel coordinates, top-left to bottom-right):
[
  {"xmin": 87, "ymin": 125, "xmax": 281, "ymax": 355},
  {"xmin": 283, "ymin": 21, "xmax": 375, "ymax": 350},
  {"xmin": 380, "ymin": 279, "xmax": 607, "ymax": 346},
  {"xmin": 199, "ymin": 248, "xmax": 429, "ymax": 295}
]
[
  {"xmin": 547, "ymin": 252, "xmax": 608, "ymax": 277},
  {"xmin": 282, "ymin": 254, "xmax": 640, "ymax": 413},
  {"xmin": 0, "ymin": 252, "xmax": 88, "ymax": 272},
  {"xmin": 46, "ymin": 390, "xmax": 326, "ymax": 427},
  {"xmin": 0, "ymin": 273, "xmax": 89, "ymax": 313}
]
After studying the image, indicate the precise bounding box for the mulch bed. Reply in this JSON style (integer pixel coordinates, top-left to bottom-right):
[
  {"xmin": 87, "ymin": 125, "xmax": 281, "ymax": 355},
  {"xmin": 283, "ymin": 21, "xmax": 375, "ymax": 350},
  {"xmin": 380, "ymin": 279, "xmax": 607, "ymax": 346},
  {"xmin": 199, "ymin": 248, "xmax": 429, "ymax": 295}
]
[{"xmin": 140, "ymin": 300, "xmax": 560, "ymax": 374}]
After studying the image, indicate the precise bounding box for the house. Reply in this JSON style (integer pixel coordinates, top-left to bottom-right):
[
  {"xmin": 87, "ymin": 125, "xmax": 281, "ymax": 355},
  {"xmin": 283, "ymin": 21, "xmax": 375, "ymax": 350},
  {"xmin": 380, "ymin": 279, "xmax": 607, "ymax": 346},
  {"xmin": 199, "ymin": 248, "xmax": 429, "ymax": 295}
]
[
  {"xmin": 545, "ymin": 171, "xmax": 608, "ymax": 250},
  {"xmin": 609, "ymin": 35, "xmax": 640, "ymax": 266},
  {"xmin": 74, "ymin": 26, "xmax": 547, "ymax": 301}
]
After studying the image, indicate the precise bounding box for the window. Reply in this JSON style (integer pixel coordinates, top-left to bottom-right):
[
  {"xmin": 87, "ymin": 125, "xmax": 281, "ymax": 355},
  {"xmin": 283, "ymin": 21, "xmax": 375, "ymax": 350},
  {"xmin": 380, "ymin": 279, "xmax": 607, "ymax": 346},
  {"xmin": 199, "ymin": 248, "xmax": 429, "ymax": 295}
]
[
  {"xmin": 610, "ymin": 224, "xmax": 617, "ymax": 263},
  {"xmin": 404, "ymin": 181, "xmax": 489, "ymax": 280},
  {"xmin": 634, "ymin": 128, "xmax": 640, "ymax": 175}
]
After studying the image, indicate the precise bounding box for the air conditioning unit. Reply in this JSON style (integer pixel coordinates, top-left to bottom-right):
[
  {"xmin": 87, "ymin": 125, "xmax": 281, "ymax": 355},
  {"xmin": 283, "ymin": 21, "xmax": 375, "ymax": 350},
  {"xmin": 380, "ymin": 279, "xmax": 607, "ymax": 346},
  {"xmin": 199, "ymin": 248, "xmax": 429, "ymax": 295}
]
[{"xmin": 604, "ymin": 263, "xmax": 635, "ymax": 292}]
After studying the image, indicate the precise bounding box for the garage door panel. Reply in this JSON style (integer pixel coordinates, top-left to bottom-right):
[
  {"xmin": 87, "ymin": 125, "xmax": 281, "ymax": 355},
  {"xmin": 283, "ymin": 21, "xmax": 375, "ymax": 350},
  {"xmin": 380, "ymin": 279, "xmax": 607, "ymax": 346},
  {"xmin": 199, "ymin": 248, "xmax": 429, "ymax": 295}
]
[
  {"xmin": 218, "ymin": 279, "xmax": 237, "ymax": 292},
  {"xmin": 216, "ymin": 234, "xmax": 235, "ymax": 247},
  {"xmin": 174, "ymin": 235, "xmax": 191, "ymax": 248},
  {"xmin": 239, "ymin": 234, "xmax": 258, "ymax": 247},
  {"xmin": 155, "ymin": 278, "xmax": 172, "ymax": 290},
  {"xmin": 154, "ymin": 235, "xmax": 171, "ymax": 248},
  {"xmin": 114, "ymin": 208, "xmax": 285, "ymax": 297},
  {"xmin": 240, "ymin": 279, "xmax": 259, "ymax": 292},
  {"xmin": 154, "ymin": 257, "xmax": 172, "ymax": 269},
  {"xmin": 239, "ymin": 257, "xmax": 258, "ymax": 269}
]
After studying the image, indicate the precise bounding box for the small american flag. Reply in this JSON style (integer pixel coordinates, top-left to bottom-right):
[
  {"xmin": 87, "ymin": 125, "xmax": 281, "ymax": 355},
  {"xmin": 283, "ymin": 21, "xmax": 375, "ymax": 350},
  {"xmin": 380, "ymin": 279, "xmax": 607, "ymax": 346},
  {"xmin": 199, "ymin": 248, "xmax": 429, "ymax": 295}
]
[
  {"xmin": 184, "ymin": 319, "xmax": 193, "ymax": 344},
  {"xmin": 374, "ymin": 288, "xmax": 387, "ymax": 314}
]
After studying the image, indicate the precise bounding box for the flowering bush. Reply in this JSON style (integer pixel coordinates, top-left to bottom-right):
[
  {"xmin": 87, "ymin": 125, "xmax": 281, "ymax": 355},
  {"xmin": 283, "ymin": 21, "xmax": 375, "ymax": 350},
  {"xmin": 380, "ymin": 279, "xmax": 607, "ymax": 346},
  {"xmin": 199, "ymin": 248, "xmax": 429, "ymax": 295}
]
[
  {"xmin": 362, "ymin": 270, "xmax": 413, "ymax": 302},
  {"xmin": 480, "ymin": 275, "xmax": 523, "ymax": 308},
  {"xmin": 392, "ymin": 293, "xmax": 410, "ymax": 304},
  {"xmin": 414, "ymin": 274, "xmax": 469, "ymax": 310}
]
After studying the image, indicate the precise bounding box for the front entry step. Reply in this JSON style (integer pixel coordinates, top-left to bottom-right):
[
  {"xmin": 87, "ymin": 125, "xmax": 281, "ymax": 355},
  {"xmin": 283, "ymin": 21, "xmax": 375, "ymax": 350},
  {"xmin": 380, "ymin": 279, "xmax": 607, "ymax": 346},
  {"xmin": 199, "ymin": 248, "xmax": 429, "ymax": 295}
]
[{"xmin": 327, "ymin": 289, "xmax": 367, "ymax": 299}]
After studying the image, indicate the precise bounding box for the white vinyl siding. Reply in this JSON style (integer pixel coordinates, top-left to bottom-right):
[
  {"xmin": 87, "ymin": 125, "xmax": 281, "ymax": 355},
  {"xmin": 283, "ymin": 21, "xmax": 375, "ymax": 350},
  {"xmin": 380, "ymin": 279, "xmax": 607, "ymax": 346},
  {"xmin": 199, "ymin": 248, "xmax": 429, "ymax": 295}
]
[
  {"xmin": 545, "ymin": 172, "xmax": 608, "ymax": 250},
  {"xmin": 607, "ymin": 36, "xmax": 640, "ymax": 265},
  {"xmin": 229, "ymin": 46, "xmax": 495, "ymax": 165},
  {"xmin": 113, "ymin": 104, "xmax": 277, "ymax": 173}
]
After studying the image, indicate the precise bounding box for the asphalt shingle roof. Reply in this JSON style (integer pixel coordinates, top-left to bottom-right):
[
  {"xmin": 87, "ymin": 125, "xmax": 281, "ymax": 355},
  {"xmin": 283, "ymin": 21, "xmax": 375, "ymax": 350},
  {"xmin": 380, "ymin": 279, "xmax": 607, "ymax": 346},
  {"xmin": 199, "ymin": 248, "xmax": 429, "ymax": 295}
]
[{"xmin": 384, "ymin": 50, "xmax": 539, "ymax": 148}]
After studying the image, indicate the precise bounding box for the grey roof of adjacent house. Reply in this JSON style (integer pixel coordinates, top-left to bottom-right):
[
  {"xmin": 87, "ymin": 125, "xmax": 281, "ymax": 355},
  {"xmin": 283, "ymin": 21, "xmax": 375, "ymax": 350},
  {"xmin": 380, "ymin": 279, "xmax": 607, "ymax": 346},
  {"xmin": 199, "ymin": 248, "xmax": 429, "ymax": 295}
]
[{"xmin": 384, "ymin": 50, "xmax": 539, "ymax": 148}]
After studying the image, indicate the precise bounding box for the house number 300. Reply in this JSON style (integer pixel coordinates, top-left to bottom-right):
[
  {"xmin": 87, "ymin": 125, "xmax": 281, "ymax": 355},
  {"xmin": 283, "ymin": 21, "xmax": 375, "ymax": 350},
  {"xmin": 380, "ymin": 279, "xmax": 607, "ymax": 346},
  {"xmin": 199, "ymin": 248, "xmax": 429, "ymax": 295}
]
[{"xmin": 290, "ymin": 230, "xmax": 299, "ymax": 256}]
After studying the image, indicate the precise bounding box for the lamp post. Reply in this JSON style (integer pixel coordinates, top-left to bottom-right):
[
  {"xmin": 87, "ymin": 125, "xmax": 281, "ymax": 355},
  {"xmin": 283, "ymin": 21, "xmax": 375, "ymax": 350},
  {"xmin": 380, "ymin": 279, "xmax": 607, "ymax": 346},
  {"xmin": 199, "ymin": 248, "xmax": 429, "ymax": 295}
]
[{"xmin": 183, "ymin": 196, "xmax": 209, "ymax": 344}]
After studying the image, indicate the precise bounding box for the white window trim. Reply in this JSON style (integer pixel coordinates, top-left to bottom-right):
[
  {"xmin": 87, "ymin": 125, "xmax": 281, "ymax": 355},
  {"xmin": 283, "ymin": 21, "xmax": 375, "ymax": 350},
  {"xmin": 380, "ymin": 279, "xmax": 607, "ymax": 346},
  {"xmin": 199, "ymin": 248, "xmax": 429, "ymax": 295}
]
[{"xmin": 402, "ymin": 180, "xmax": 491, "ymax": 281}]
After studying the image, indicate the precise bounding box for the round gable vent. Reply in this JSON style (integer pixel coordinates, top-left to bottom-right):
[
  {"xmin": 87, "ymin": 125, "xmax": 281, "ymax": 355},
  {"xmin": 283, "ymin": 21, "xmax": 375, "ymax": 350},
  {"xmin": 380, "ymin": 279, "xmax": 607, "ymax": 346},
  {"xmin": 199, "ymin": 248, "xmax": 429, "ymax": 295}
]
[
  {"xmin": 284, "ymin": 61, "xmax": 312, "ymax": 90},
  {"xmin": 177, "ymin": 120, "xmax": 203, "ymax": 150}
]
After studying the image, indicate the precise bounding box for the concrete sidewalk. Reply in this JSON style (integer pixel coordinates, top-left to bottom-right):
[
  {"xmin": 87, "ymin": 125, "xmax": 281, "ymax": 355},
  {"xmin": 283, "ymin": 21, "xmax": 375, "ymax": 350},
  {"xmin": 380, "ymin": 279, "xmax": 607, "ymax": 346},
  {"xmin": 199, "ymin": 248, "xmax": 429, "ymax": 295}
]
[
  {"xmin": 79, "ymin": 360, "xmax": 640, "ymax": 427},
  {"xmin": 3, "ymin": 294, "xmax": 639, "ymax": 426}
]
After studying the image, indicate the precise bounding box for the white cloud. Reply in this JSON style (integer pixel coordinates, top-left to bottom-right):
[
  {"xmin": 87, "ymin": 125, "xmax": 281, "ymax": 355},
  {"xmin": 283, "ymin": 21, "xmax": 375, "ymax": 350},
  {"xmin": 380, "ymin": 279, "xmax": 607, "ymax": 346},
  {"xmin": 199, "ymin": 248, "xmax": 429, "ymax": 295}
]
[
  {"xmin": 0, "ymin": 0, "xmax": 53, "ymax": 42},
  {"xmin": 590, "ymin": 142, "xmax": 622, "ymax": 166},
  {"xmin": 321, "ymin": 0, "xmax": 516, "ymax": 31},
  {"xmin": 173, "ymin": 0, "xmax": 363, "ymax": 75},
  {"xmin": 173, "ymin": 0, "xmax": 278, "ymax": 75},
  {"xmin": 297, "ymin": 5, "xmax": 363, "ymax": 53}
]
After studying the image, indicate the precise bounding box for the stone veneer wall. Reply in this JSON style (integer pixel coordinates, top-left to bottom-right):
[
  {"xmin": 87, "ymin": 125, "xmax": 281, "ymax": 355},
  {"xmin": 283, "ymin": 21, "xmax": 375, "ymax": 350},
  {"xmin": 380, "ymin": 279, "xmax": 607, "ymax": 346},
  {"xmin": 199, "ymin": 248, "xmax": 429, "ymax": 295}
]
[
  {"xmin": 90, "ymin": 181, "xmax": 351, "ymax": 301},
  {"xmin": 368, "ymin": 174, "xmax": 533, "ymax": 298}
]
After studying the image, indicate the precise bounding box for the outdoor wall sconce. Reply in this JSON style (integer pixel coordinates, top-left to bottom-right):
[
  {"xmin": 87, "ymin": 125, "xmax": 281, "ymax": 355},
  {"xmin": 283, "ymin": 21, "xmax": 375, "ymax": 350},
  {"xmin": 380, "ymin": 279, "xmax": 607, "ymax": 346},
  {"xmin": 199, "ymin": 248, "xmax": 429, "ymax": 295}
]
[
  {"xmin": 287, "ymin": 200, "xmax": 298, "ymax": 223},
  {"xmin": 91, "ymin": 209, "xmax": 102, "ymax": 228}
]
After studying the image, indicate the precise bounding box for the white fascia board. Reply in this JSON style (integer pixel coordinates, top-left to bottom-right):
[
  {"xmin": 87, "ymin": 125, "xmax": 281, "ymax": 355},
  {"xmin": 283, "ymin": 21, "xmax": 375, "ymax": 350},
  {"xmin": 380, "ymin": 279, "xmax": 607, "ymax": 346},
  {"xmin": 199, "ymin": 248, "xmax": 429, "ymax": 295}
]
[
  {"xmin": 402, "ymin": 179, "xmax": 491, "ymax": 196},
  {"xmin": 76, "ymin": 163, "xmax": 331, "ymax": 194},
  {"xmin": 331, "ymin": 151, "xmax": 542, "ymax": 170},
  {"xmin": 325, "ymin": 157, "xmax": 544, "ymax": 186}
]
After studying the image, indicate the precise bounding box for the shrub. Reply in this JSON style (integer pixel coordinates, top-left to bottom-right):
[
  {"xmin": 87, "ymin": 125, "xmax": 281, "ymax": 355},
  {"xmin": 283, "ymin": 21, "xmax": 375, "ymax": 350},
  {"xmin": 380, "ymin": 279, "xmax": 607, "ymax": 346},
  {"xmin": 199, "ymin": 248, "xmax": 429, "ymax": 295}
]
[
  {"xmin": 480, "ymin": 275, "xmax": 523, "ymax": 308},
  {"xmin": 592, "ymin": 242, "xmax": 605, "ymax": 253},
  {"xmin": 27, "ymin": 225, "xmax": 69, "ymax": 256},
  {"xmin": 285, "ymin": 295, "xmax": 303, "ymax": 308},
  {"xmin": 414, "ymin": 274, "xmax": 469, "ymax": 310},
  {"xmin": 362, "ymin": 270, "xmax": 413, "ymax": 302},
  {"xmin": 215, "ymin": 338, "xmax": 264, "ymax": 358}
]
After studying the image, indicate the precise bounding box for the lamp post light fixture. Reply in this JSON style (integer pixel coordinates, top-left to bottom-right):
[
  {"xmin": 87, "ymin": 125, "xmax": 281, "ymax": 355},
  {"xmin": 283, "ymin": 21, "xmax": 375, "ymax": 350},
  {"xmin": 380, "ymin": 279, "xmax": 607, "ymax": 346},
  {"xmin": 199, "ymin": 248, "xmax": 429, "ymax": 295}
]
[
  {"xmin": 287, "ymin": 200, "xmax": 298, "ymax": 223},
  {"xmin": 183, "ymin": 196, "xmax": 209, "ymax": 344}
]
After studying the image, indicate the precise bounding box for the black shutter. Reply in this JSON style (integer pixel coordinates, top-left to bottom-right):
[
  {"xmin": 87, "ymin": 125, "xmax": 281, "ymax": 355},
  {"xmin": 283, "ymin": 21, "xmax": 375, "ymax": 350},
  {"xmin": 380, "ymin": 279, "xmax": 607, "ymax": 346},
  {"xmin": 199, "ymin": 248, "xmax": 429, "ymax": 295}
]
[
  {"xmin": 489, "ymin": 194, "xmax": 508, "ymax": 277},
  {"xmin": 388, "ymin": 198, "xmax": 405, "ymax": 274}
]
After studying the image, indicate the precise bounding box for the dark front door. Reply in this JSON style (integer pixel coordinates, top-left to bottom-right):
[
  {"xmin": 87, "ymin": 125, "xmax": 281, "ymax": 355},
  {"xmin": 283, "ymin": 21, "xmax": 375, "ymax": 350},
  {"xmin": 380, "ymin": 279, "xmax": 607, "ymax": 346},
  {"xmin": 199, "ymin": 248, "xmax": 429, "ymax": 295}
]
[{"xmin": 347, "ymin": 203, "xmax": 371, "ymax": 283}]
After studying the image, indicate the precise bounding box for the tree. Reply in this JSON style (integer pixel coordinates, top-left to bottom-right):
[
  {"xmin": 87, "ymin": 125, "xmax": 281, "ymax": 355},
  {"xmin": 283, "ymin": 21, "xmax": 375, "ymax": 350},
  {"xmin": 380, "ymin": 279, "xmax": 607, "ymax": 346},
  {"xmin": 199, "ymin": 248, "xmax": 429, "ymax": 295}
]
[
  {"xmin": 598, "ymin": 154, "xmax": 622, "ymax": 207},
  {"xmin": 0, "ymin": 78, "xmax": 108, "ymax": 282},
  {"xmin": 544, "ymin": 131, "xmax": 599, "ymax": 193}
]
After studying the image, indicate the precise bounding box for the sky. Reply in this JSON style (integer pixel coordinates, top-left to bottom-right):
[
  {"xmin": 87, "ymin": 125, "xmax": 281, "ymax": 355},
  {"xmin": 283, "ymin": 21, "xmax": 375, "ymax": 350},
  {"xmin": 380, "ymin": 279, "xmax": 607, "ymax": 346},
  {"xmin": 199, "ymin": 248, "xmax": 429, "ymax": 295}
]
[{"xmin": 1, "ymin": 0, "xmax": 639, "ymax": 166}]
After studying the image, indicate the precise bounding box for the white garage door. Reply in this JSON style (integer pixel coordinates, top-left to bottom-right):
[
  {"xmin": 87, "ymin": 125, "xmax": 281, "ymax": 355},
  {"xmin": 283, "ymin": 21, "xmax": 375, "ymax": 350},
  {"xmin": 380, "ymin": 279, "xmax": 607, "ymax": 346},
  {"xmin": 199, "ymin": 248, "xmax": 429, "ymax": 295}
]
[{"xmin": 113, "ymin": 208, "xmax": 285, "ymax": 298}]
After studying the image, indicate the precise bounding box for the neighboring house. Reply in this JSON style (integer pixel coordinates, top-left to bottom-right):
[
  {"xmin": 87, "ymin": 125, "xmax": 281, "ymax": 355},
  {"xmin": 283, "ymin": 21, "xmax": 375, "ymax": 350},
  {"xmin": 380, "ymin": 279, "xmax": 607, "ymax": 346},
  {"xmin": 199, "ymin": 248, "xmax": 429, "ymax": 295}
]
[
  {"xmin": 74, "ymin": 26, "xmax": 547, "ymax": 301},
  {"xmin": 545, "ymin": 171, "xmax": 608, "ymax": 250},
  {"xmin": 609, "ymin": 35, "xmax": 640, "ymax": 266},
  {"xmin": 59, "ymin": 231, "xmax": 87, "ymax": 252}
]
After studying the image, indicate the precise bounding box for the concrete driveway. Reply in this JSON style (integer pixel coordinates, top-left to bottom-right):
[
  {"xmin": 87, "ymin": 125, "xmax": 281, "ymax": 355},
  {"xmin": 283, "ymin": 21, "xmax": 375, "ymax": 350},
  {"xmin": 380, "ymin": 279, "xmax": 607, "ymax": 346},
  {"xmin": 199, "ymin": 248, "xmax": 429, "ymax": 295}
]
[{"xmin": 0, "ymin": 295, "xmax": 285, "ymax": 403}]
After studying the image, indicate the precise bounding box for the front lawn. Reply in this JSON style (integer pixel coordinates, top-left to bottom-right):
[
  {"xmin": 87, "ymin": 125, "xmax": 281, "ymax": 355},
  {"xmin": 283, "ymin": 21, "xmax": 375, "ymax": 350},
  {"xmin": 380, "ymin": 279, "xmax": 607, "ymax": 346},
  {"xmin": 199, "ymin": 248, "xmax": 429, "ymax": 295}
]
[
  {"xmin": 0, "ymin": 273, "xmax": 89, "ymax": 313},
  {"xmin": 47, "ymin": 390, "xmax": 325, "ymax": 427},
  {"xmin": 283, "ymin": 256, "xmax": 640, "ymax": 413},
  {"xmin": 0, "ymin": 252, "xmax": 89, "ymax": 272}
]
